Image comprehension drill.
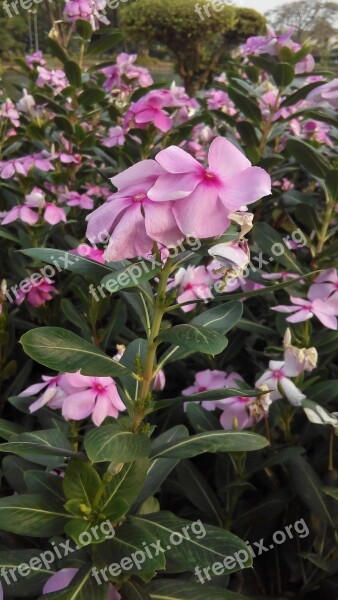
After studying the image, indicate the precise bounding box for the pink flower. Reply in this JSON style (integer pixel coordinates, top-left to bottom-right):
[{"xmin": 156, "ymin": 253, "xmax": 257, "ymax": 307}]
[
  {"xmin": 103, "ymin": 126, "xmax": 125, "ymax": 148},
  {"xmin": 256, "ymin": 360, "xmax": 305, "ymax": 406},
  {"xmin": 182, "ymin": 369, "xmax": 228, "ymax": 410},
  {"xmin": 60, "ymin": 191, "xmax": 94, "ymax": 210},
  {"xmin": 86, "ymin": 160, "xmax": 182, "ymax": 261},
  {"xmin": 168, "ymin": 266, "xmax": 214, "ymax": 313},
  {"xmin": 16, "ymin": 89, "xmax": 36, "ymax": 113},
  {"xmin": 2, "ymin": 205, "xmax": 39, "ymax": 225},
  {"xmin": 44, "ymin": 204, "xmax": 67, "ymax": 225},
  {"xmin": 36, "ymin": 67, "xmax": 69, "ymax": 94},
  {"xmin": 20, "ymin": 374, "xmax": 66, "ymax": 412},
  {"xmin": 61, "ymin": 372, "xmax": 125, "ymax": 426},
  {"xmin": 208, "ymin": 240, "xmax": 250, "ymax": 272},
  {"xmin": 153, "ymin": 369, "xmax": 166, "ymax": 392},
  {"xmin": 15, "ymin": 277, "xmax": 58, "ymax": 307},
  {"xmin": 205, "ymin": 89, "xmax": 235, "ymax": 114},
  {"xmin": 25, "ymin": 50, "xmax": 46, "ymax": 68},
  {"xmin": 307, "ymin": 78, "xmax": 338, "ymax": 109},
  {"xmin": 272, "ymin": 295, "xmax": 338, "ymax": 330},
  {"xmin": 25, "ymin": 187, "xmax": 46, "ymax": 207},
  {"xmin": 124, "ymin": 90, "xmax": 174, "ymax": 133},
  {"xmin": 148, "ymin": 137, "xmax": 271, "ymax": 238},
  {"xmin": 0, "ymin": 99, "xmax": 20, "ymax": 127},
  {"xmin": 308, "ymin": 269, "xmax": 338, "ymax": 306}
]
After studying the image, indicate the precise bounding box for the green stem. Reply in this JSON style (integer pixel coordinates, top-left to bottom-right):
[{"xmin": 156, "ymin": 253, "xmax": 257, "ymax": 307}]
[
  {"xmin": 132, "ymin": 258, "xmax": 174, "ymax": 431},
  {"xmin": 315, "ymin": 191, "xmax": 335, "ymax": 255}
]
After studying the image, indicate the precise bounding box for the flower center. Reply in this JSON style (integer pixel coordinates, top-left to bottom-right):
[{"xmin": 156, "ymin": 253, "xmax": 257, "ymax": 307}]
[
  {"xmin": 272, "ymin": 369, "xmax": 285, "ymax": 380},
  {"xmin": 94, "ymin": 383, "xmax": 105, "ymax": 392},
  {"xmin": 198, "ymin": 386, "xmax": 207, "ymax": 392},
  {"xmin": 205, "ymin": 171, "xmax": 216, "ymax": 180},
  {"xmin": 133, "ymin": 193, "xmax": 146, "ymax": 202}
]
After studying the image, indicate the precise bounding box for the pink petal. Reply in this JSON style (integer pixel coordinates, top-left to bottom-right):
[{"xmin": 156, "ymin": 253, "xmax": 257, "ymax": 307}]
[
  {"xmin": 103, "ymin": 204, "xmax": 153, "ymax": 261},
  {"xmin": 153, "ymin": 111, "xmax": 173, "ymax": 133},
  {"xmin": 91, "ymin": 393, "xmax": 112, "ymax": 426},
  {"xmin": 155, "ymin": 145, "xmax": 201, "ymax": 174},
  {"xmin": 111, "ymin": 160, "xmax": 164, "ymax": 190},
  {"xmin": 147, "ymin": 172, "xmax": 200, "ymax": 201},
  {"xmin": 143, "ymin": 200, "xmax": 183, "ymax": 246},
  {"xmin": 308, "ymin": 283, "xmax": 334, "ymax": 301},
  {"xmin": 287, "ymin": 310, "xmax": 313, "ymax": 323},
  {"xmin": 62, "ymin": 390, "xmax": 97, "ymax": 421},
  {"xmin": 208, "ymin": 137, "xmax": 251, "ymax": 178},
  {"xmin": 173, "ymin": 184, "xmax": 230, "ymax": 238},
  {"xmin": 44, "ymin": 205, "xmax": 67, "ymax": 225},
  {"xmin": 43, "ymin": 569, "xmax": 78, "ymax": 594},
  {"xmin": 271, "ymin": 305, "xmax": 299, "ymax": 313},
  {"xmin": 86, "ymin": 196, "xmax": 130, "ymax": 242},
  {"xmin": 219, "ymin": 167, "xmax": 271, "ymax": 210},
  {"xmin": 20, "ymin": 206, "xmax": 39, "ymax": 224},
  {"xmin": 280, "ymin": 377, "xmax": 305, "ymax": 406}
]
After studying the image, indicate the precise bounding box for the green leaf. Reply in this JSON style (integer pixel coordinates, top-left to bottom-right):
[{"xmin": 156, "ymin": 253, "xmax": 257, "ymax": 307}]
[
  {"xmin": 156, "ymin": 325, "xmax": 228, "ymax": 356},
  {"xmin": 47, "ymin": 38, "xmax": 69, "ymax": 63},
  {"xmin": 121, "ymin": 581, "xmax": 151, "ymax": 600},
  {"xmin": 281, "ymin": 81, "xmax": 325, "ymax": 107},
  {"xmin": 97, "ymin": 522, "xmax": 166, "ymax": 577},
  {"xmin": 100, "ymin": 459, "xmax": 149, "ymax": 517},
  {"xmin": 64, "ymin": 61, "xmax": 82, "ymax": 87},
  {"xmin": 76, "ymin": 19, "xmax": 93, "ymax": 40},
  {"xmin": 131, "ymin": 511, "xmax": 252, "ymax": 574},
  {"xmin": 191, "ymin": 301, "xmax": 243, "ymax": 333},
  {"xmin": 0, "ymin": 494, "xmax": 69, "ymax": 536},
  {"xmin": 151, "ymin": 430, "xmax": 268, "ymax": 459},
  {"xmin": 86, "ymin": 32, "xmax": 123, "ymax": 57},
  {"xmin": 0, "ymin": 550, "xmax": 51, "ymax": 598},
  {"xmin": 0, "ymin": 418, "xmax": 24, "ymax": 440},
  {"xmin": 63, "ymin": 460, "xmax": 101, "ymax": 504},
  {"xmin": 21, "ymin": 248, "xmax": 115, "ymax": 280},
  {"xmin": 0, "ymin": 429, "xmax": 79, "ymax": 466},
  {"xmin": 20, "ymin": 327, "xmax": 128, "ymax": 377},
  {"xmin": 272, "ymin": 63, "xmax": 295, "ymax": 87},
  {"xmin": 84, "ymin": 426, "xmax": 151, "ymax": 463},
  {"xmin": 227, "ymin": 88, "xmax": 262, "ymax": 124},
  {"xmin": 54, "ymin": 115, "xmax": 74, "ymax": 136},
  {"xmin": 65, "ymin": 500, "xmax": 128, "ymax": 545},
  {"xmin": 323, "ymin": 488, "xmax": 338, "ymax": 501},
  {"xmin": 134, "ymin": 426, "xmax": 189, "ymax": 509},
  {"xmin": 177, "ymin": 460, "xmax": 223, "ymax": 526},
  {"xmin": 145, "ymin": 580, "xmax": 249, "ymax": 600},
  {"xmin": 78, "ymin": 88, "xmax": 106, "ymax": 108},
  {"xmin": 253, "ymin": 222, "xmax": 303, "ymax": 273},
  {"xmin": 289, "ymin": 455, "xmax": 335, "ymax": 526},
  {"xmin": 24, "ymin": 470, "xmax": 65, "ymax": 502},
  {"xmin": 186, "ymin": 403, "xmax": 221, "ymax": 433},
  {"xmin": 40, "ymin": 567, "xmax": 110, "ymax": 600},
  {"xmin": 287, "ymin": 139, "xmax": 331, "ymax": 179},
  {"xmin": 101, "ymin": 261, "xmax": 160, "ymax": 293}
]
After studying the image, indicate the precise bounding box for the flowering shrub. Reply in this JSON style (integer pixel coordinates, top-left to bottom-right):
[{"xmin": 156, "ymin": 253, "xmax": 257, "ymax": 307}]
[{"xmin": 0, "ymin": 11, "xmax": 338, "ymax": 600}]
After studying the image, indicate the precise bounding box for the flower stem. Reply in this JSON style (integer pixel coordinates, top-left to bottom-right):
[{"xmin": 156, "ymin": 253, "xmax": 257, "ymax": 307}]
[{"xmin": 132, "ymin": 258, "xmax": 174, "ymax": 431}]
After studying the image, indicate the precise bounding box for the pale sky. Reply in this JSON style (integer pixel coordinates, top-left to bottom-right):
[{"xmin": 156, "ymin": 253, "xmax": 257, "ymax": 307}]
[{"xmin": 233, "ymin": 0, "xmax": 296, "ymax": 13}]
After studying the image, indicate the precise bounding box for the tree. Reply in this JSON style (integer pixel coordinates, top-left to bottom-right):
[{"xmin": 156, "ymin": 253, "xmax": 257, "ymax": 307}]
[
  {"xmin": 120, "ymin": 0, "xmax": 266, "ymax": 95},
  {"xmin": 266, "ymin": 0, "xmax": 338, "ymax": 53}
]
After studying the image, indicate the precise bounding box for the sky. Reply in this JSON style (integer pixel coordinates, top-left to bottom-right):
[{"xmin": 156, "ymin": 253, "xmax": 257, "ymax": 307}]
[{"xmin": 233, "ymin": 0, "xmax": 295, "ymax": 13}]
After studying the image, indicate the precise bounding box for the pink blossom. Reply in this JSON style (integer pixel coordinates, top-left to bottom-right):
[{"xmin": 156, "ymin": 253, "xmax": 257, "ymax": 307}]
[
  {"xmin": 256, "ymin": 360, "xmax": 305, "ymax": 406},
  {"xmin": 167, "ymin": 266, "xmax": 214, "ymax": 313},
  {"xmin": 148, "ymin": 137, "xmax": 271, "ymax": 238},
  {"xmin": 0, "ymin": 153, "xmax": 54, "ymax": 179},
  {"xmin": 16, "ymin": 89, "xmax": 36, "ymax": 113},
  {"xmin": 308, "ymin": 269, "xmax": 338, "ymax": 304},
  {"xmin": 25, "ymin": 51, "xmax": 46, "ymax": 68},
  {"xmin": 15, "ymin": 277, "xmax": 58, "ymax": 308},
  {"xmin": 60, "ymin": 191, "xmax": 94, "ymax": 210},
  {"xmin": 303, "ymin": 120, "xmax": 333, "ymax": 147},
  {"xmin": 208, "ymin": 240, "xmax": 250, "ymax": 272},
  {"xmin": 182, "ymin": 369, "xmax": 228, "ymax": 410},
  {"xmin": 102, "ymin": 53, "xmax": 153, "ymax": 92},
  {"xmin": 272, "ymin": 295, "xmax": 338, "ymax": 330},
  {"xmin": 307, "ymin": 78, "xmax": 338, "ymax": 109},
  {"xmin": 205, "ymin": 89, "xmax": 235, "ymax": 114},
  {"xmin": 61, "ymin": 372, "xmax": 125, "ymax": 426},
  {"xmin": 43, "ymin": 569, "xmax": 120, "ymax": 598},
  {"xmin": 124, "ymin": 90, "xmax": 174, "ymax": 133},
  {"xmin": 25, "ymin": 187, "xmax": 46, "ymax": 208},
  {"xmin": 20, "ymin": 374, "xmax": 67, "ymax": 412},
  {"xmin": 86, "ymin": 160, "xmax": 182, "ymax": 261},
  {"xmin": 2, "ymin": 205, "xmax": 39, "ymax": 225},
  {"xmin": 153, "ymin": 369, "xmax": 166, "ymax": 392},
  {"xmin": 0, "ymin": 99, "xmax": 20, "ymax": 127},
  {"xmin": 36, "ymin": 67, "xmax": 69, "ymax": 94},
  {"xmin": 44, "ymin": 203, "xmax": 67, "ymax": 225},
  {"xmin": 242, "ymin": 27, "xmax": 314, "ymax": 73},
  {"xmin": 103, "ymin": 126, "xmax": 125, "ymax": 148}
]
